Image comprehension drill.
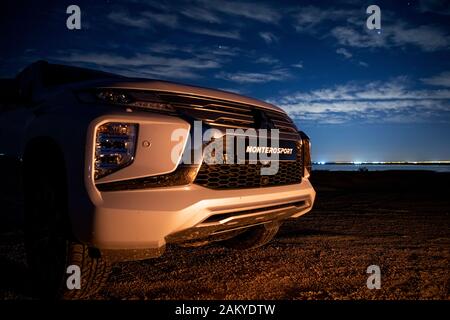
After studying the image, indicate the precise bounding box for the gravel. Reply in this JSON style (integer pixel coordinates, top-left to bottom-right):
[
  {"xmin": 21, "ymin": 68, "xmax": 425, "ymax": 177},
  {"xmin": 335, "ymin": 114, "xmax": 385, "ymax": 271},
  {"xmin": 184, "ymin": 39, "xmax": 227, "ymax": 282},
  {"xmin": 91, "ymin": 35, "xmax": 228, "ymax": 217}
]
[{"xmin": 1, "ymin": 171, "xmax": 449, "ymax": 300}]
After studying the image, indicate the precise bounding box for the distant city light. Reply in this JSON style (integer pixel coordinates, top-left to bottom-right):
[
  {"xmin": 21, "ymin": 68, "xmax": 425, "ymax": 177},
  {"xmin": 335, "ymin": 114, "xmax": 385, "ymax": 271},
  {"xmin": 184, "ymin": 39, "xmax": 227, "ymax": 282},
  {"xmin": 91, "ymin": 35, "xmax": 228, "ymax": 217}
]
[{"xmin": 312, "ymin": 160, "xmax": 450, "ymax": 165}]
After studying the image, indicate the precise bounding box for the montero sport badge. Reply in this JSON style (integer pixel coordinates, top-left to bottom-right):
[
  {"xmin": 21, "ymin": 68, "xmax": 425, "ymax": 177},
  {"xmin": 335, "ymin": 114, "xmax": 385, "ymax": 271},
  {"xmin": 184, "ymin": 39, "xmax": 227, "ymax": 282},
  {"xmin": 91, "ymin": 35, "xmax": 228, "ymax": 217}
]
[{"xmin": 246, "ymin": 146, "xmax": 293, "ymax": 155}]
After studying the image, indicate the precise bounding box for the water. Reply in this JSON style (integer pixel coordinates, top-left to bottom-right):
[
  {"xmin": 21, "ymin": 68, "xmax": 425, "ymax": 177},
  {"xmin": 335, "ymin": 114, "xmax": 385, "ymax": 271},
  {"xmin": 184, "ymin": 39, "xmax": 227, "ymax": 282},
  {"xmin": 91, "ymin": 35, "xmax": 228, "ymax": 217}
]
[{"xmin": 312, "ymin": 164, "xmax": 450, "ymax": 172}]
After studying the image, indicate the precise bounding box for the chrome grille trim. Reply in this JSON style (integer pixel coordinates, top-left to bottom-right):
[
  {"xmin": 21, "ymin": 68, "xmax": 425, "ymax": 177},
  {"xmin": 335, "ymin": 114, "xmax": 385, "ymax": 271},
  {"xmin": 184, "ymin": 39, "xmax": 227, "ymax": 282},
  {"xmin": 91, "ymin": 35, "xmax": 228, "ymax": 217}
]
[{"xmin": 156, "ymin": 91, "xmax": 300, "ymax": 139}]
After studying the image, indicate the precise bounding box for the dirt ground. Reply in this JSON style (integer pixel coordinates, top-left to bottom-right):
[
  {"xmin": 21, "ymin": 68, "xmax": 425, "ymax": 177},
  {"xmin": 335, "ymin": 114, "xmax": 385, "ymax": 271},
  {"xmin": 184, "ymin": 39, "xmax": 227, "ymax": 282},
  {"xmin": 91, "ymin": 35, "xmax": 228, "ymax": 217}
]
[{"xmin": 1, "ymin": 171, "xmax": 449, "ymax": 300}]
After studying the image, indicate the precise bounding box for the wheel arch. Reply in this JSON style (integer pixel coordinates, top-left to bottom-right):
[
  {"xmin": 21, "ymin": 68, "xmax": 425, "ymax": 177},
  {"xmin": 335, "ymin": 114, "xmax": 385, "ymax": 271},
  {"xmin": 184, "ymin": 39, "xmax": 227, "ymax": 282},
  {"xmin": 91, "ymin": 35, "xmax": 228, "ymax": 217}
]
[{"xmin": 23, "ymin": 136, "xmax": 69, "ymax": 221}]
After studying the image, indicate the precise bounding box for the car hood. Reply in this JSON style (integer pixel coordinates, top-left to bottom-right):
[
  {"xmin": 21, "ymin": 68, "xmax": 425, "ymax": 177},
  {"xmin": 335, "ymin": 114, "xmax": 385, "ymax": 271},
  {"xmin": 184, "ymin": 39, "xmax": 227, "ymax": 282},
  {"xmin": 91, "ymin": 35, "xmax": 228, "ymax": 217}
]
[{"xmin": 94, "ymin": 79, "xmax": 285, "ymax": 114}]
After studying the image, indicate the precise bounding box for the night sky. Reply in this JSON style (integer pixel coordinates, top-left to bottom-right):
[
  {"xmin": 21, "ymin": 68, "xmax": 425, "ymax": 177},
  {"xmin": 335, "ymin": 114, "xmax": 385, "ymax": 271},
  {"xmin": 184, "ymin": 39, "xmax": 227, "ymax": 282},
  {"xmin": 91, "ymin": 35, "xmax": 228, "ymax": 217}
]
[{"xmin": 1, "ymin": 0, "xmax": 450, "ymax": 162}]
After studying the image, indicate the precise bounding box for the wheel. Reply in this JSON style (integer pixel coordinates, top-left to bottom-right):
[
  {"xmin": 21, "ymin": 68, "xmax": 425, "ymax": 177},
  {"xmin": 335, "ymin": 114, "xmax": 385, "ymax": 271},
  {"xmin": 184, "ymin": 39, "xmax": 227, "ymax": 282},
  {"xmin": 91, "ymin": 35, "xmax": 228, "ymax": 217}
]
[
  {"xmin": 24, "ymin": 145, "xmax": 110, "ymax": 299},
  {"xmin": 219, "ymin": 222, "xmax": 280, "ymax": 250}
]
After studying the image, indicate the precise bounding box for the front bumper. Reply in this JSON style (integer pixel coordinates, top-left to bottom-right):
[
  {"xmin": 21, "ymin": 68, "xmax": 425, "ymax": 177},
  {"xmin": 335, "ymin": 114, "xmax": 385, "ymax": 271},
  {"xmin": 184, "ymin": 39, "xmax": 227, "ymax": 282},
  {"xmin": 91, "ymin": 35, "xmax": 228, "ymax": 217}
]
[{"xmin": 91, "ymin": 179, "xmax": 315, "ymax": 261}]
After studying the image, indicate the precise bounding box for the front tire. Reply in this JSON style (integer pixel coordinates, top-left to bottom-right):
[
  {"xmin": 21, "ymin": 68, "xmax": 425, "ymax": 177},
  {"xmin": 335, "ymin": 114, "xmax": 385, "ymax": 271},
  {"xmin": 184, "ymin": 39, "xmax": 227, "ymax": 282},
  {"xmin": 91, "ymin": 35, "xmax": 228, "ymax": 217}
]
[{"xmin": 24, "ymin": 145, "xmax": 110, "ymax": 299}]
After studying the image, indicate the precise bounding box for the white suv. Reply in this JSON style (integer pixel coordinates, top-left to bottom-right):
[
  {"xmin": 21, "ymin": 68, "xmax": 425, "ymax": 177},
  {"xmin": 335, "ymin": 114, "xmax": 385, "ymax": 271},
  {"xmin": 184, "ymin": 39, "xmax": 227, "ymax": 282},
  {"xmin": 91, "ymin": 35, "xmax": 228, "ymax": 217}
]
[{"xmin": 0, "ymin": 61, "xmax": 315, "ymax": 299}]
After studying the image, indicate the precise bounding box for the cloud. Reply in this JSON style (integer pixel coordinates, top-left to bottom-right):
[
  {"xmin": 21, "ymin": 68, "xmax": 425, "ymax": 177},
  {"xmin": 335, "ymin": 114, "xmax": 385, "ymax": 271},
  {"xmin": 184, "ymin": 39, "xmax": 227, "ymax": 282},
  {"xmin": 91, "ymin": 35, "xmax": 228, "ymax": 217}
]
[
  {"xmin": 391, "ymin": 24, "xmax": 450, "ymax": 51},
  {"xmin": 358, "ymin": 61, "xmax": 369, "ymax": 67},
  {"xmin": 107, "ymin": 11, "xmax": 150, "ymax": 29},
  {"xmin": 331, "ymin": 26, "xmax": 386, "ymax": 48},
  {"xmin": 145, "ymin": 43, "xmax": 241, "ymax": 67},
  {"xmin": 331, "ymin": 24, "xmax": 450, "ymax": 52},
  {"xmin": 187, "ymin": 27, "xmax": 241, "ymax": 39},
  {"xmin": 51, "ymin": 51, "xmax": 221, "ymax": 79},
  {"xmin": 218, "ymin": 87, "xmax": 243, "ymax": 94},
  {"xmin": 209, "ymin": 45, "xmax": 242, "ymax": 56},
  {"xmin": 271, "ymin": 78, "xmax": 450, "ymax": 124},
  {"xmin": 203, "ymin": 0, "xmax": 281, "ymax": 24},
  {"xmin": 421, "ymin": 71, "xmax": 450, "ymax": 87},
  {"xmin": 217, "ymin": 68, "xmax": 291, "ymax": 83},
  {"xmin": 180, "ymin": 7, "xmax": 222, "ymax": 23},
  {"xmin": 141, "ymin": 12, "xmax": 179, "ymax": 28},
  {"xmin": 148, "ymin": 43, "xmax": 242, "ymax": 57},
  {"xmin": 59, "ymin": 52, "xmax": 219, "ymax": 69},
  {"xmin": 336, "ymin": 48, "xmax": 352, "ymax": 58},
  {"xmin": 335, "ymin": 47, "xmax": 371, "ymax": 67},
  {"xmin": 123, "ymin": 0, "xmax": 281, "ymax": 24},
  {"xmin": 290, "ymin": 5, "xmax": 449, "ymax": 52},
  {"xmin": 107, "ymin": 10, "xmax": 178, "ymax": 29},
  {"xmin": 112, "ymin": 0, "xmax": 281, "ymax": 28},
  {"xmin": 254, "ymin": 56, "xmax": 279, "ymax": 65},
  {"xmin": 418, "ymin": 0, "xmax": 450, "ymax": 15},
  {"xmin": 336, "ymin": 48, "xmax": 368, "ymax": 67},
  {"xmin": 291, "ymin": 6, "xmax": 357, "ymax": 33},
  {"xmin": 259, "ymin": 32, "xmax": 278, "ymax": 44},
  {"xmin": 291, "ymin": 62, "xmax": 303, "ymax": 69},
  {"xmin": 146, "ymin": 43, "xmax": 179, "ymax": 54}
]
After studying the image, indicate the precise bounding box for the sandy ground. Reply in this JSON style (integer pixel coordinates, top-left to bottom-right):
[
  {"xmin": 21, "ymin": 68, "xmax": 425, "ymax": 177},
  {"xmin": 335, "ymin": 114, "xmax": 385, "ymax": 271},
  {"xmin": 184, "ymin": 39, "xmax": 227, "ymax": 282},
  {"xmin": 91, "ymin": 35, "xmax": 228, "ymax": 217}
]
[{"xmin": 1, "ymin": 171, "xmax": 449, "ymax": 300}]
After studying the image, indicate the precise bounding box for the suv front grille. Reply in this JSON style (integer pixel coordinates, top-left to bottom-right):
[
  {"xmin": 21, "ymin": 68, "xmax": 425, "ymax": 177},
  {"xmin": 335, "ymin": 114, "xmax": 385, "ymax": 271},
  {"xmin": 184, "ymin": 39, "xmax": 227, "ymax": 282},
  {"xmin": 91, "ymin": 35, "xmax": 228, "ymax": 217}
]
[
  {"xmin": 156, "ymin": 92, "xmax": 300, "ymax": 140},
  {"xmin": 194, "ymin": 142, "xmax": 303, "ymax": 189}
]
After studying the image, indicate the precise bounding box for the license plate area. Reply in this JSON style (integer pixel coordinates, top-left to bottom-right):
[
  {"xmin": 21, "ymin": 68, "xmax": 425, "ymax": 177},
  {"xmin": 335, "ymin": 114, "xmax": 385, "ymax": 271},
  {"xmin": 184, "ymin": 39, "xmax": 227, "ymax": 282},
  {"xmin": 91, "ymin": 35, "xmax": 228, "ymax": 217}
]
[{"xmin": 203, "ymin": 135, "xmax": 298, "ymax": 164}]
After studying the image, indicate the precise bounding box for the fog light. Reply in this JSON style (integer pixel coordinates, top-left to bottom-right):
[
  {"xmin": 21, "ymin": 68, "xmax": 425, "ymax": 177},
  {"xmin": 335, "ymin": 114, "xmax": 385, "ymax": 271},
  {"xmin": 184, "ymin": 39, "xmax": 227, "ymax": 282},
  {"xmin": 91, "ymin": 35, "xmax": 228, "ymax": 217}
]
[{"xmin": 94, "ymin": 122, "xmax": 138, "ymax": 180}]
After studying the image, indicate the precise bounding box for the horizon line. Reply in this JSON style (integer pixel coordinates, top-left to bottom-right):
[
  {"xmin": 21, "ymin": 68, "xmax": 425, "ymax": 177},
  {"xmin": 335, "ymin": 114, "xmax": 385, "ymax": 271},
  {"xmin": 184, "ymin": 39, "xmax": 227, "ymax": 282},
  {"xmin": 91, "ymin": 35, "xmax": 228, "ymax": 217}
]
[{"xmin": 313, "ymin": 161, "xmax": 450, "ymax": 165}]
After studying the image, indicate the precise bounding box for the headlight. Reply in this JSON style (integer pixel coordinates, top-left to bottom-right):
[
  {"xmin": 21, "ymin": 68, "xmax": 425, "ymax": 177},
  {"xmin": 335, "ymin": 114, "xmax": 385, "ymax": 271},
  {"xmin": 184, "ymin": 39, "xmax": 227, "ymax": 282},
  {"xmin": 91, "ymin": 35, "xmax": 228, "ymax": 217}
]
[
  {"xmin": 96, "ymin": 90, "xmax": 133, "ymax": 105},
  {"xmin": 94, "ymin": 122, "xmax": 138, "ymax": 180},
  {"xmin": 77, "ymin": 89, "xmax": 176, "ymax": 113},
  {"xmin": 299, "ymin": 131, "xmax": 312, "ymax": 178}
]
